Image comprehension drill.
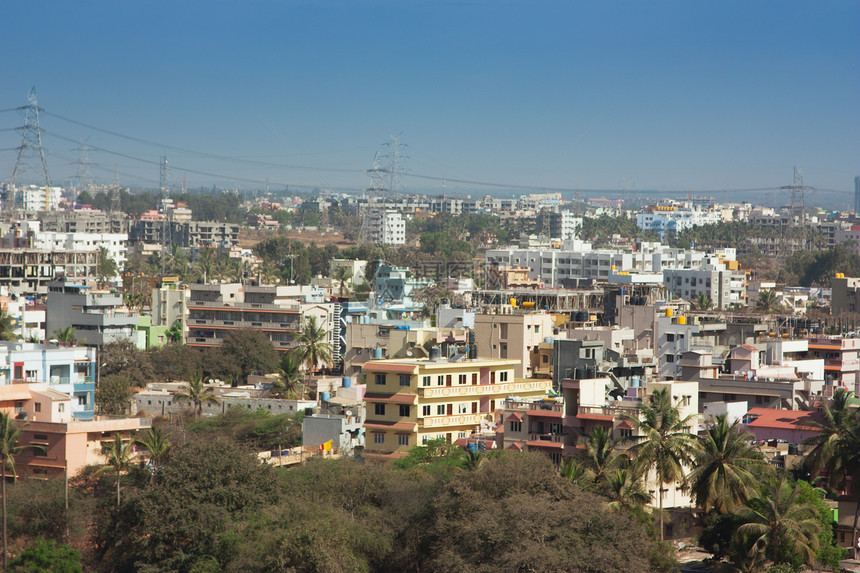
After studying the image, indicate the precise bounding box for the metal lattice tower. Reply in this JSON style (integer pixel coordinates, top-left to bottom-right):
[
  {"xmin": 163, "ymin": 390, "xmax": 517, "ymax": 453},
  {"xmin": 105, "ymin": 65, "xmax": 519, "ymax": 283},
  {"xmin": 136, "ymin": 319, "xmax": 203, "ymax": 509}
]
[
  {"xmin": 779, "ymin": 166, "xmax": 815, "ymax": 253},
  {"xmin": 72, "ymin": 140, "xmax": 95, "ymax": 194},
  {"xmin": 159, "ymin": 153, "xmax": 170, "ymax": 195},
  {"xmin": 10, "ymin": 87, "xmax": 51, "ymax": 189},
  {"xmin": 383, "ymin": 134, "xmax": 407, "ymax": 198}
]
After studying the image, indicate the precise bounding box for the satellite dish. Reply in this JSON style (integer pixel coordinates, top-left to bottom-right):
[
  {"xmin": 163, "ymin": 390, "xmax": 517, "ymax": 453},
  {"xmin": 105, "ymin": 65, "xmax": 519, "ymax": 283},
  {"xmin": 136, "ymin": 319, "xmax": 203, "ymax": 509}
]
[
  {"xmin": 346, "ymin": 410, "xmax": 353, "ymax": 417},
  {"xmin": 406, "ymin": 350, "xmax": 413, "ymax": 357}
]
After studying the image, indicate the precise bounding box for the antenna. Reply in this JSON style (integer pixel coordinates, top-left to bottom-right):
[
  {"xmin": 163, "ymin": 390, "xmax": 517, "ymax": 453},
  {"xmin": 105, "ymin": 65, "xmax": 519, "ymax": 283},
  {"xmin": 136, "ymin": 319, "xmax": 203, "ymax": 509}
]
[
  {"xmin": 10, "ymin": 86, "xmax": 52, "ymax": 190},
  {"xmin": 159, "ymin": 153, "xmax": 170, "ymax": 195}
]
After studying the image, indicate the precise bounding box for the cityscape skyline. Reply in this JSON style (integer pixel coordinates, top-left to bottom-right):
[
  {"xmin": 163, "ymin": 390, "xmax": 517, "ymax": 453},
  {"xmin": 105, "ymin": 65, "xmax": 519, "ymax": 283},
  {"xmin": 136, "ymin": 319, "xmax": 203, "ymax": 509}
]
[{"xmin": 1, "ymin": 1, "xmax": 858, "ymax": 196}]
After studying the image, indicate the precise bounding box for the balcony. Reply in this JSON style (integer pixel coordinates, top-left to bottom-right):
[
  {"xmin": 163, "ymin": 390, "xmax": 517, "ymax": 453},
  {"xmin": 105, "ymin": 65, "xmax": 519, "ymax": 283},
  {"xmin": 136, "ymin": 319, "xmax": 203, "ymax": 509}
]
[
  {"xmin": 528, "ymin": 433, "xmax": 564, "ymax": 443},
  {"xmin": 418, "ymin": 380, "xmax": 551, "ymax": 399},
  {"xmin": 576, "ymin": 404, "xmax": 641, "ymax": 418},
  {"xmin": 420, "ymin": 413, "xmax": 489, "ymax": 429}
]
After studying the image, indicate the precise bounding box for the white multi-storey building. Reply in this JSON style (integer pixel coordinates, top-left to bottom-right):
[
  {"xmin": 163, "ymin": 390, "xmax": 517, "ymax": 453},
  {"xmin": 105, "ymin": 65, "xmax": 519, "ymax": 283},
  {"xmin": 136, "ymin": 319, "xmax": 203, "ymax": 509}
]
[
  {"xmin": 361, "ymin": 209, "xmax": 406, "ymax": 246},
  {"xmin": 485, "ymin": 241, "xmax": 729, "ymax": 288},
  {"xmin": 636, "ymin": 202, "xmax": 722, "ymax": 233},
  {"xmin": 662, "ymin": 252, "xmax": 746, "ymax": 309},
  {"xmin": 20, "ymin": 186, "xmax": 63, "ymax": 212}
]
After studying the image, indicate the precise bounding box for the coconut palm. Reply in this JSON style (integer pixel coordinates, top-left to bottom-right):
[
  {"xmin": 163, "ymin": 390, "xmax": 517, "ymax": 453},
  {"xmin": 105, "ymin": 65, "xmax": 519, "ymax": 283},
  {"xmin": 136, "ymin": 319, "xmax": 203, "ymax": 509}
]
[
  {"xmin": 803, "ymin": 388, "xmax": 860, "ymax": 555},
  {"xmin": 0, "ymin": 413, "xmax": 43, "ymax": 571},
  {"xmin": 273, "ymin": 354, "xmax": 303, "ymax": 398},
  {"xmin": 333, "ymin": 265, "xmax": 351, "ymax": 297},
  {"xmin": 52, "ymin": 327, "xmax": 78, "ymax": 345},
  {"xmin": 580, "ymin": 426, "xmax": 624, "ymax": 487},
  {"xmin": 755, "ymin": 289, "xmax": 780, "ymax": 312},
  {"xmin": 561, "ymin": 457, "xmax": 591, "ymax": 489},
  {"xmin": 696, "ymin": 293, "xmax": 714, "ymax": 311},
  {"xmin": 0, "ymin": 310, "xmax": 17, "ymax": 342},
  {"xmin": 95, "ymin": 434, "xmax": 134, "ymax": 507},
  {"xmin": 734, "ymin": 477, "xmax": 821, "ymax": 569},
  {"xmin": 689, "ymin": 414, "xmax": 770, "ymax": 514},
  {"xmin": 624, "ymin": 387, "xmax": 697, "ymax": 540},
  {"xmin": 174, "ymin": 372, "xmax": 221, "ymax": 419},
  {"xmin": 291, "ymin": 316, "xmax": 333, "ymax": 375},
  {"xmin": 194, "ymin": 247, "xmax": 215, "ymax": 282},
  {"xmin": 603, "ymin": 466, "xmax": 651, "ymax": 511},
  {"xmin": 135, "ymin": 426, "xmax": 172, "ymax": 478}
]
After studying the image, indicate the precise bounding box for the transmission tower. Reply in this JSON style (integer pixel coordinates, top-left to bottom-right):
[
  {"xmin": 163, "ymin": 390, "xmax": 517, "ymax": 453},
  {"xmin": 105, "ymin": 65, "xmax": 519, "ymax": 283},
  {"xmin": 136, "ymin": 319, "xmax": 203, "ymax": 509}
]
[
  {"xmin": 778, "ymin": 166, "xmax": 815, "ymax": 254},
  {"xmin": 383, "ymin": 134, "xmax": 407, "ymax": 198},
  {"xmin": 10, "ymin": 86, "xmax": 52, "ymax": 190},
  {"xmin": 72, "ymin": 140, "xmax": 95, "ymax": 194},
  {"xmin": 159, "ymin": 153, "xmax": 170, "ymax": 195},
  {"xmin": 360, "ymin": 152, "xmax": 388, "ymax": 243}
]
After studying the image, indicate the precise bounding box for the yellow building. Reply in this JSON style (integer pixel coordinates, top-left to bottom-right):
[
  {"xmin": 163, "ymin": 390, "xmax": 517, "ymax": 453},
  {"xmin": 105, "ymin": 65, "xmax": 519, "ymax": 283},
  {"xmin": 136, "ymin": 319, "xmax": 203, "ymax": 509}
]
[{"xmin": 362, "ymin": 357, "xmax": 551, "ymax": 458}]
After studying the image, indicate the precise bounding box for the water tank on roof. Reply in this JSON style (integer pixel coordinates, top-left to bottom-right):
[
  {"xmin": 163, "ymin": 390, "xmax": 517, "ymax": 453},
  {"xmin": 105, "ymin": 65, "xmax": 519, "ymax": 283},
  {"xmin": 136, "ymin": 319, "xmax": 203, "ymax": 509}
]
[
  {"xmin": 372, "ymin": 348, "xmax": 383, "ymax": 359},
  {"xmin": 342, "ymin": 377, "xmax": 352, "ymax": 388},
  {"xmin": 320, "ymin": 391, "xmax": 331, "ymax": 402},
  {"xmin": 630, "ymin": 376, "xmax": 640, "ymax": 387}
]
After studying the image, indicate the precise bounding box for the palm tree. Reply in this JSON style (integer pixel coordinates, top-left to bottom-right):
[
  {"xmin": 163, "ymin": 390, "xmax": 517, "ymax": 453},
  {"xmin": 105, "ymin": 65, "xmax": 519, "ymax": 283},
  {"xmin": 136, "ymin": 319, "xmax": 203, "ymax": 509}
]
[
  {"xmin": 291, "ymin": 316, "xmax": 333, "ymax": 375},
  {"xmin": 333, "ymin": 265, "xmax": 351, "ymax": 297},
  {"xmin": 689, "ymin": 414, "xmax": 770, "ymax": 514},
  {"xmin": 580, "ymin": 426, "xmax": 624, "ymax": 487},
  {"xmin": 624, "ymin": 387, "xmax": 697, "ymax": 540},
  {"xmin": 603, "ymin": 466, "xmax": 651, "ymax": 511},
  {"xmin": 52, "ymin": 327, "xmax": 78, "ymax": 346},
  {"xmin": 735, "ymin": 477, "xmax": 821, "ymax": 569},
  {"xmin": 804, "ymin": 388, "xmax": 860, "ymax": 555},
  {"xmin": 755, "ymin": 289, "xmax": 780, "ymax": 312},
  {"xmin": 561, "ymin": 457, "xmax": 591, "ymax": 489},
  {"xmin": 135, "ymin": 427, "xmax": 171, "ymax": 481},
  {"xmin": 174, "ymin": 372, "xmax": 221, "ymax": 419},
  {"xmin": 273, "ymin": 354, "xmax": 303, "ymax": 398},
  {"xmin": 95, "ymin": 434, "xmax": 134, "ymax": 507},
  {"xmin": 194, "ymin": 247, "xmax": 215, "ymax": 282},
  {"xmin": 696, "ymin": 293, "xmax": 714, "ymax": 311},
  {"xmin": 0, "ymin": 412, "xmax": 44, "ymax": 571},
  {"xmin": 0, "ymin": 310, "xmax": 17, "ymax": 342}
]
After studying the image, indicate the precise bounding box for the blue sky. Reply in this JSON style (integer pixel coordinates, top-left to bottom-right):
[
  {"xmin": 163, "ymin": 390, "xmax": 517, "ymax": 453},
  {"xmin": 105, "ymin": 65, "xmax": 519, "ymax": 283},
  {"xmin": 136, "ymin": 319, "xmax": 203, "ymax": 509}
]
[{"xmin": 1, "ymin": 0, "xmax": 857, "ymax": 199}]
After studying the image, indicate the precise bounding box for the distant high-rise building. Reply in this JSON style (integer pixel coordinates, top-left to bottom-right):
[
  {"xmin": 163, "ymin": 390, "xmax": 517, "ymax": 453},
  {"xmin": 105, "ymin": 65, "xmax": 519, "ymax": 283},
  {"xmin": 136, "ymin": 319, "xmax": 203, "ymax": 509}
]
[{"xmin": 855, "ymin": 176, "xmax": 860, "ymax": 214}]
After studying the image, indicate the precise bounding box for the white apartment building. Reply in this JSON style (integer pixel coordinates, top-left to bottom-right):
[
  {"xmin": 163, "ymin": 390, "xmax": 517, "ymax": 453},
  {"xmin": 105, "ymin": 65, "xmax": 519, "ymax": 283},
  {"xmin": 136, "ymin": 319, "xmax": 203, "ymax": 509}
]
[
  {"xmin": 361, "ymin": 209, "xmax": 406, "ymax": 246},
  {"xmin": 485, "ymin": 241, "xmax": 726, "ymax": 288},
  {"xmin": 20, "ymin": 186, "xmax": 63, "ymax": 212},
  {"xmin": 662, "ymin": 253, "xmax": 745, "ymax": 310},
  {"xmin": 636, "ymin": 202, "xmax": 722, "ymax": 233}
]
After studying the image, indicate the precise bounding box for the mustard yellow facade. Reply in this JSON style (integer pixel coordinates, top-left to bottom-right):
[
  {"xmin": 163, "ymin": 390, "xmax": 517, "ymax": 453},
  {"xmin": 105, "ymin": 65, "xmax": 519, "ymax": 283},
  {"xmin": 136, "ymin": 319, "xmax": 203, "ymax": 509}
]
[{"xmin": 362, "ymin": 358, "xmax": 550, "ymax": 457}]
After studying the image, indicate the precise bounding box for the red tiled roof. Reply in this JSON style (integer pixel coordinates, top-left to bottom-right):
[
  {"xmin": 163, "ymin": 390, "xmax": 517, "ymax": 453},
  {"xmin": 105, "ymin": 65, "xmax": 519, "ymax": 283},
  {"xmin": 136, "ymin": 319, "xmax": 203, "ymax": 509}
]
[
  {"xmin": 527, "ymin": 409, "xmax": 563, "ymax": 418},
  {"xmin": 577, "ymin": 413, "xmax": 614, "ymax": 422},
  {"xmin": 364, "ymin": 393, "xmax": 417, "ymax": 404},
  {"xmin": 618, "ymin": 420, "xmax": 633, "ymax": 429},
  {"xmin": 526, "ymin": 440, "xmax": 563, "ymax": 449},
  {"xmin": 508, "ymin": 442, "xmax": 523, "ymax": 451},
  {"xmin": 507, "ymin": 412, "xmax": 523, "ymax": 422},
  {"xmin": 745, "ymin": 407, "xmax": 821, "ymax": 431}
]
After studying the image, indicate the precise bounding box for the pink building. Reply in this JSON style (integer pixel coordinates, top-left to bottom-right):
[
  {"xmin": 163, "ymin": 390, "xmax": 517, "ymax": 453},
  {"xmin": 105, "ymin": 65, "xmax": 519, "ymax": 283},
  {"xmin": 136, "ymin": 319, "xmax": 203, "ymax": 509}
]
[
  {"xmin": 741, "ymin": 407, "xmax": 821, "ymax": 444},
  {"xmin": 0, "ymin": 385, "xmax": 149, "ymax": 479}
]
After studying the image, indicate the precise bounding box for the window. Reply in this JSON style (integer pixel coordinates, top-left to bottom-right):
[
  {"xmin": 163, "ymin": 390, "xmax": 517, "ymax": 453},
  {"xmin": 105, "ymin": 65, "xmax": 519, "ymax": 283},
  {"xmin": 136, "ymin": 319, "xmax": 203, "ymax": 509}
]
[
  {"xmin": 457, "ymin": 374, "xmax": 466, "ymax": 385},
  {"xmin": 399, "ymin": 404, "xmax": 410, "ymax": 417},
  {"xmin": 58, "ymin": 404, "xmax": 64, "ymax": 412},
  {"xmin": 510, "ymin": 421, "xmax": 522, "ymax": 432},
  {"xmin": 398, "ymin": 435, "xmax": 409, "ymax": 447},
  {"xmin": 666, "ymin": 355, "xmax": 674, "ymax": 363},
  {"xmin": 375, "ymin": 373, "xmax": 386, "ymax": 385},
  {"xmin": 34, "ymin": 403, "xmax": 41, "ymax": 413},
  {"xmin": 666, "ymin": 333, "xmax": 675, "ymax": 342},
  {"xmin": 422, "ymin": 376, "xmax": 431, "ymax": 387},
  {"xmin": 437, "ymin": 375, "xmax": 444, "ymax": 386},
  {"xmin": 436, "ymin": 404, "xmax": 445, "ymax": 415},
  {"xmin": 422, "ymin": 405, "xmax": 431, "ymax": 416},
  {"xmin": 619, "ymin": 428, "xmax": 633, "ymax": 438},
  {"xmin": 78, "ymin": 396, "xmax": 87, "ymax": 406},
  {"xmin": 374, "ymin": 433, "xmax": 385, "ymax": 445},
  {"xmin": 399, "ymin": 375, "xmax": 410, "ymax": 387},
  {"xmin": 34, "ymin": 434, "xmax": 48, "ymax": 441},
  {"xmin": 374, "ymin": 403, "xmax": 386, "ymax": 416},
  {"xmin": 499, "ymin": 371, "xmax": 509, "ymax": 382},
  {"xmin": 32, "ymin": 468, "xmax": 48, "ymax": 475},
  {"xmin": 457, "ymin": 403, "xmax": 468, "ymax": 414}
]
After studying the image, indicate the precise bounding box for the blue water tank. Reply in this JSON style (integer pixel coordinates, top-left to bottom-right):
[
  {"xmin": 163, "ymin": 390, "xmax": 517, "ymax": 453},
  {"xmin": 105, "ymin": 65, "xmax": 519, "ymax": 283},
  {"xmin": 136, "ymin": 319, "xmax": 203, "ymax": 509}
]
[
  {"xmin": 320, "ymin": 391, "xmax": 331, "ymax": 402},
  {"xmin": 630, "ymin": 376, "xmax": 640, "ymax": 387},
  {"xmin": 372, "ymin": 348, "xmax": 383, "ymax": 359},
  {"xmin": 342, "ymin": 376, "xmax": 352, "ymax": 388},
  {"xmin": 544, "ymin": 337, "xmax": 554, "ymax": 344}
]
